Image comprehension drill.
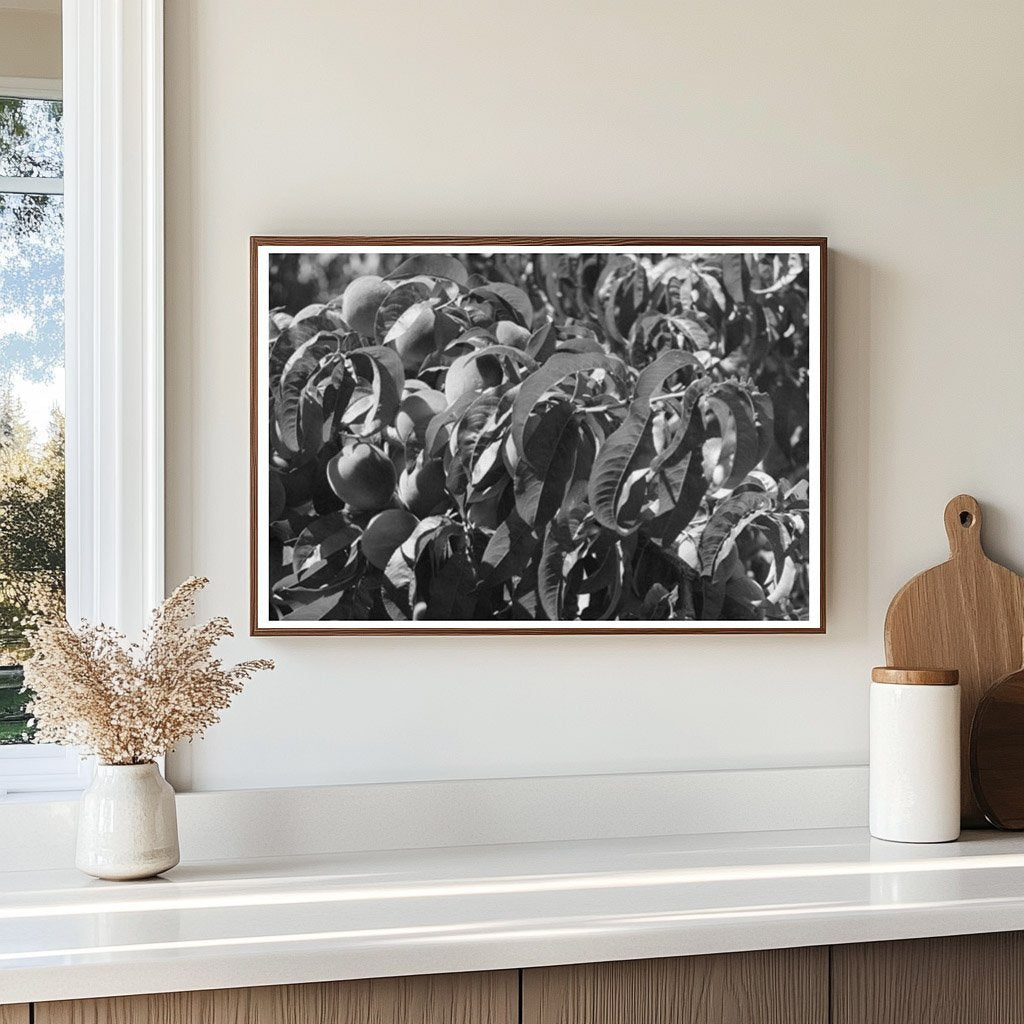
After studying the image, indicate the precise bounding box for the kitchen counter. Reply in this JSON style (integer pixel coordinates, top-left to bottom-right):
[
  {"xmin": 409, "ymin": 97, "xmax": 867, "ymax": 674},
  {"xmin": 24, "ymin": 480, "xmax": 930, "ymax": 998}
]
[{"xmin": 4, "ymin": 826, "xmax": 1024, "ymax": 1004}]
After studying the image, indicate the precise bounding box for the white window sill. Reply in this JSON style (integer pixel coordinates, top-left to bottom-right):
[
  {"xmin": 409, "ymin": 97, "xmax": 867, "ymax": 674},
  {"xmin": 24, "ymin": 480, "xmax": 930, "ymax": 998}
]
[
  {"xmin": 0, "ymin": 745, "xmax": 94, "ymax": 800},
  {"xmin": 0, "ymin": 789, "xmax": 86, "ymax": 804}
]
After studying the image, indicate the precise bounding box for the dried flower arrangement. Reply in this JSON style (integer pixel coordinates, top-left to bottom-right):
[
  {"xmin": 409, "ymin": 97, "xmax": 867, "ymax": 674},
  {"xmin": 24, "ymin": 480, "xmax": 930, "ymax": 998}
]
[{"xmin": 23, "ymin": 577, "xmax": 273, "ymax": 765}]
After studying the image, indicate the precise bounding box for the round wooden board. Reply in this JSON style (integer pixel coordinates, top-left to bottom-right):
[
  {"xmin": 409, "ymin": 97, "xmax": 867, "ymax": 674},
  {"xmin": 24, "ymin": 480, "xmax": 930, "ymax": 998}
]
[{"xmin": 971, "ymin": 664, "xmax": 1024, "ymax": 829}]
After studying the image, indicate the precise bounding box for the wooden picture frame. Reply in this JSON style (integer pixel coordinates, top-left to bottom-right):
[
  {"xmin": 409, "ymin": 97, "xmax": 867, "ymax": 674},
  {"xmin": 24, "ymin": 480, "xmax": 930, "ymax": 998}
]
[{"xmin": 251, "ymin": 237, "xmax": 827, "ymax": 635}]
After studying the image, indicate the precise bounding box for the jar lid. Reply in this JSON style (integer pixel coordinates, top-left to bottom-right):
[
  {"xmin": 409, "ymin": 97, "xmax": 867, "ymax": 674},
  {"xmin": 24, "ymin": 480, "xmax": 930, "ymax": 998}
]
[{"xmin": 871, "ymin": 667, "xmax": 959, "ymax": 686}]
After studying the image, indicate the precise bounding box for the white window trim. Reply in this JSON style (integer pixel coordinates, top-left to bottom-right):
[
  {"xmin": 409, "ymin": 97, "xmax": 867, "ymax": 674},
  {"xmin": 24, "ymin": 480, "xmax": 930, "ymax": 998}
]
[
  {"xmin": 0, "ymin": 1, "xmax": 165, "ymax": 797},
  {"xmin": 63, "ymin": 0, "xmax": 164, "ymax": 633}
]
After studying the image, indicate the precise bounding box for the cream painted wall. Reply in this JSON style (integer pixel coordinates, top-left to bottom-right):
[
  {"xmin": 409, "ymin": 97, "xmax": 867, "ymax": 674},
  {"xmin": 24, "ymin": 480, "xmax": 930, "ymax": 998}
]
[
  {"xmin": 0, "ymin": 8, "xmax": 60, "ymax": 80},
  {"xmin": 164, "ymin": 0, "xmax": 1024, "ymax": 791}
]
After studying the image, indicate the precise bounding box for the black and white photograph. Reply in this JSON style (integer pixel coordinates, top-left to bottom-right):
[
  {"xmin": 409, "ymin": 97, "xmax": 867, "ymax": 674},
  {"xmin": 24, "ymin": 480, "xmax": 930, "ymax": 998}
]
[{"xmin": 252, "ymin": 239, "xmax": 825, "ymax": 634}]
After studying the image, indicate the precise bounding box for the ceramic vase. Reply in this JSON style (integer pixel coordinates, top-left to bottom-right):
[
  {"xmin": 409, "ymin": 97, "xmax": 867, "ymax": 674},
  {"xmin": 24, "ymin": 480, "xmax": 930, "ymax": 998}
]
[{"xmin": 76, "ymin": 762, "xmax": 180, "ymax": 880}]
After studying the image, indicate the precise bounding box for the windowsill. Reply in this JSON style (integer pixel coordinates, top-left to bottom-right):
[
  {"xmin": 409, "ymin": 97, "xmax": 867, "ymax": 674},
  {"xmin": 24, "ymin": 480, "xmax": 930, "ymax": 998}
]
[
  {"xmin": 4, "ymin": 826, "xmax": 1024, "ymax": 1004},
  {"xmin": 0, "ymin": 789, "xmax": 84, "ymax": 804}
]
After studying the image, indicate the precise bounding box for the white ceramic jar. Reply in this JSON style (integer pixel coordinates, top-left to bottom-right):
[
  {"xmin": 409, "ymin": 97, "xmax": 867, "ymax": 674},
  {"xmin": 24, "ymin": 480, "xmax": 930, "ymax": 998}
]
[
  {"xmin": 870, "ymin": 667, "xmax": 961, "ymax": 843},
  {"xmin": 76, "ymin": 762, "xmax": 180, "ymax": 880}
]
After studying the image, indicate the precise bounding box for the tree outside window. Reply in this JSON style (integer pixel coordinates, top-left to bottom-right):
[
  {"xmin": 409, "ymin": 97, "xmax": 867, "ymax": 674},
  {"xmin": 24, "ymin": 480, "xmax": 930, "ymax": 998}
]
[{"xmin": 0, "ymin": 94, "xmax": 65, "ymax": 743}]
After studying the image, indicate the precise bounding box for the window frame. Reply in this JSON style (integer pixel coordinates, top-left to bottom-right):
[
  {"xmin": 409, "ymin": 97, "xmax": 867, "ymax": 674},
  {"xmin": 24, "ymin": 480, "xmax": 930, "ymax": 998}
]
[{"xmin": 0, "ymin": 0, "xmax": 165, "ymax": 797}]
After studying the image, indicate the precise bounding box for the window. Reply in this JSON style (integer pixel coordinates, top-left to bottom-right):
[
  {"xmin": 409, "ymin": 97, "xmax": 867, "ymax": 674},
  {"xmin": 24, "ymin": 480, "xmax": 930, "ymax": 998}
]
[
  {"xmin": 0, "ymin": 7, "xmax": 166, "ymax": 797},
  {"xmin": 0, "ymin": 78, "xmax": 84, "ymax": 795}
]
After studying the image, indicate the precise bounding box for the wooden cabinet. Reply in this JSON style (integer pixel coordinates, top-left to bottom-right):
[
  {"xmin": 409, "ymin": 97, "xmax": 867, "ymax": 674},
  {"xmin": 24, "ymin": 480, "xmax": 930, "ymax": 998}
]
[
  {"xmin": 34, "ymin": 972, "xmax": 517, "ymax": 1024},
  {"xmin": 14, "ymin": 933, "xmax": 1024, "ymax": 1024},
  {"xmin": 522, "ymin": 948, "xmax": 828, "ymax": 1024},
  {"xmin": 832, "ymin": 932, "xmax": 1024, "ymax": 1024}
]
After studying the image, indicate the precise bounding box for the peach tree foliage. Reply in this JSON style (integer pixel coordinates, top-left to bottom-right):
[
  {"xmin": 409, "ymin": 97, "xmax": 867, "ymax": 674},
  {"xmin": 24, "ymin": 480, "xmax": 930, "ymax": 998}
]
[{"xmin": 266, "ymin": 251, "xmax": 812, "ymax": 622}]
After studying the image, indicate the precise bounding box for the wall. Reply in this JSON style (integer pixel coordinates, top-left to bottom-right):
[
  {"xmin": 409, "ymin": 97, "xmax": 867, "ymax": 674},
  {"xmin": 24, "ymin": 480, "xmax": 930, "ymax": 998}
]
[
  {"xmin": 163, "ymin": 0, "xmax": 1024, "ymax": 791},
  {"xmin": 0, "ymin": 6, "xmax": 60, "ymax": 80}
]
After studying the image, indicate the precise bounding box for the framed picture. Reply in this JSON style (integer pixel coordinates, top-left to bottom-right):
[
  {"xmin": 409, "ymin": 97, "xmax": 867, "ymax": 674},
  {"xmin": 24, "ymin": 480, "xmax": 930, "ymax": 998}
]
[{"xmin": 251, "ymin": 237, "xmax": 826, "ymax": 635}]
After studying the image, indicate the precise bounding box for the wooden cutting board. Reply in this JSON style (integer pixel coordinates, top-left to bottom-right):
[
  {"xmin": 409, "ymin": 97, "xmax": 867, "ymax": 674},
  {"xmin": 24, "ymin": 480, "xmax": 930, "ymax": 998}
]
[{"xmin": 884, "ymin": 494, "xmax": 1024, "ymax": 826}]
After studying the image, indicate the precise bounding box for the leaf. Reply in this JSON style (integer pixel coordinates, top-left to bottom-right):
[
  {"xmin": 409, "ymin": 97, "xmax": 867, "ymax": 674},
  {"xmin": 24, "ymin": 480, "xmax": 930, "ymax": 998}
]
[
  {"xmin": 291, "ymin": 302, "xmax": 327, "ymax": 324},
  {"xmin": 380, "ymin": 516, "xmax": 443, "ymax": 619},
  {"xmin": 450, "ymin": 393, "xmax": 504, "ymax": 478},
  {"xmin": 698, "ymin": 269, "xmax": 727, "ymax": 310},
  {"xmin": 468, "ymin": 435, "xmax": 504, "ymax": 489},
  {"xmin": 575, "ymin": 536, "xmax": 621, "ymax": 597},
  {"xmin": 454, "ymin": 344, "xmax": 537, "ymax": 377},
  {"xmin": 697, "ymin": 492, "xmax": 772, "ymax": 581},
  {"xmin": 632, "ymin": 350, "xmax": 701, "ymax": 405},
  {"xmin": 292, "ymin": 512, "xmax": 360, "ymax": 575},
  {"xmin": 479, "ymin": 511, "xmax": 536, "ymax": 586},
  {"xmin": 605, "ymin": 261, "xmax": 650, "ymax": 342},
  {"xmin": 751, "ymin": 252, "xmax": 805, "ymax": 295},
  {"xmin": 565, "ymin": 420, "xmax": 596, "ymax": 508},
  {"xmin": 434, "ymin": 306, "xmax": 470, "ymax": 349},
  {"xmin": 640, "ymin": 582, "xmax": 671, "ymax": 618},
  {"xmin": 751, "ymin": 389, "xmax": 775, "ymax": 464},
  {"xmin": 755, "ymin": 512, "xmax": 792, "ymax": 585},
  {"xmin": 701, "ymin": 382, "xmax": 761, "ymax": 489},
  {"xmin": 698, "ymin": 578, "xmax": 727, "ymax": 620},
  {"xmin": 514, "ymin": 401, "xmax": 579, "ymax": 528},
  {"xmin": 276, "ymin": 334, "xmax": 337, "ymax": 453},
  {"xmin": 424, "ymin": 546, "xmax": 477, "ymax": 619},
  {"xmin": 299, "ymin": 387, "xmax": 325, "ymax": 453},
  {"xmin": 650, "ymin": 255, "xmax": 693, "ymax": 286},
  {"xmin": 649, "ymin": 443, "xmax": 706, "ymax": 546},
  {"xmin": 279, "ymin": 588, "xmax": 347, "ymax": 621},
  {"xmin": 631, "ymin": 313, "xmax": 709, "ymax": 357},
  {"xmin": 270, "ymin": 312, "xmax": 344, "ymax": 380},
  {"xmin": 526, "ymin": 321, "xmax": 558, "ymax": 362},
  {"xmin": 269, "ymin": 472, "xmax": 287, "ymax": 521},
  {"xmin": 588, "ymin": 351, "xmax": 700, "ymax": 534},
  {"xmin": 373, "ymin": 280, "xmax": 431, "ymax": 341},
  {"xmin": 557, "ymin": 323, "xmax": 606, "ymax": 355},
  {"xmin": 322, "ymin": 360, "xmax": 356, "ymax": 439},
  {"xmin": 766, "ymin": 554, "xmax": 797, "ymax": 604},
  {"xmin": 724, "ymin": 574, "xmax": 765, "ymax": 618},
  {"xmin": 673, "ymin": 317, "xmax": 711, "ymax": 350},
  {"xmin": 472, "ymin": 282, "xmax": 533, "ymax": 327},
  {"xmin": 592, "ymin": 413, "xmax": 655, "ymax": 535},
  {"xmin": 385, "ymin": 254, "xmax": 469, "ymax": 286},
  {"xmin": 722, "ymin": 254, "xmax": 745, "ymax": 304},
  {"xmin": 538, "ymin": 515, "xmax": 575, "ymax": 619},
  {"xmin": 347, "ymin": 347, "xmax": 404, "ymax": 435},
  {"xmin": 424, "ymin": 389, "xmax": 481, "ymax": 457},
  {"xmin": 382, "ymin": 301, "xmax": 436, "ymax": 359},
  {"xmin": 380, "ymin": 516, "xmax": 477, "ymax": 620},
  {"xmin": 534, "ymin": 506, "xmax": 592, "ymax": 620},
  {"xmin": 349, "ymin": 345, "xmax": 405, "ymax": 397},
  {"xmin": 511, "ymin": 351, "xmax": 615, "ymax": 453}
]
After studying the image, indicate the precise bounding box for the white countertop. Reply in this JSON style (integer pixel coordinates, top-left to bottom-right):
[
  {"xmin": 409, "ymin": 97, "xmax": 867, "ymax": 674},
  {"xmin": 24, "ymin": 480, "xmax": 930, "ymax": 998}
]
[{"xmin": 4, "ymin": 826, "xmax": 1024, "ymax": 1004}]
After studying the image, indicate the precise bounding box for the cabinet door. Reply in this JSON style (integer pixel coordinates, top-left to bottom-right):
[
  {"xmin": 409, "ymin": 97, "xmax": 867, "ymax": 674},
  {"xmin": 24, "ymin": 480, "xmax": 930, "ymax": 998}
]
[
  {"xmin": 523, "ymin": 948, "xmax": 828, "ymax": 1024},
  {"xmin": 36, "ymin": 971, "xmax": 518, "ymax": 1024},
  {"xmin": 832, "ymin": 932, "xmax": 1024, "ymax": 1024},
  {"xmin": 0, "ymin": 1007, "xmax": 29, "ymax": 1024}
]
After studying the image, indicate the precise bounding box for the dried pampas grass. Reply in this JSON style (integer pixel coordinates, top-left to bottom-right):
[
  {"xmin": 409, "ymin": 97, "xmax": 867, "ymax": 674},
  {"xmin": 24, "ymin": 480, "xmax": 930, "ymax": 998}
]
[{"xmin": 23, "ymin": 577, "xmax": 273, "ymax": 765}]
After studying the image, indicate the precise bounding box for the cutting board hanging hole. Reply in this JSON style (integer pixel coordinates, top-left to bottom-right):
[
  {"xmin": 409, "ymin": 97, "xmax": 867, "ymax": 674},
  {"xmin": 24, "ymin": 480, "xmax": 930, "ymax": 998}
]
[{"xmin": 944, "ymin": 494, "xmax": 983, "ymax": 557}]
